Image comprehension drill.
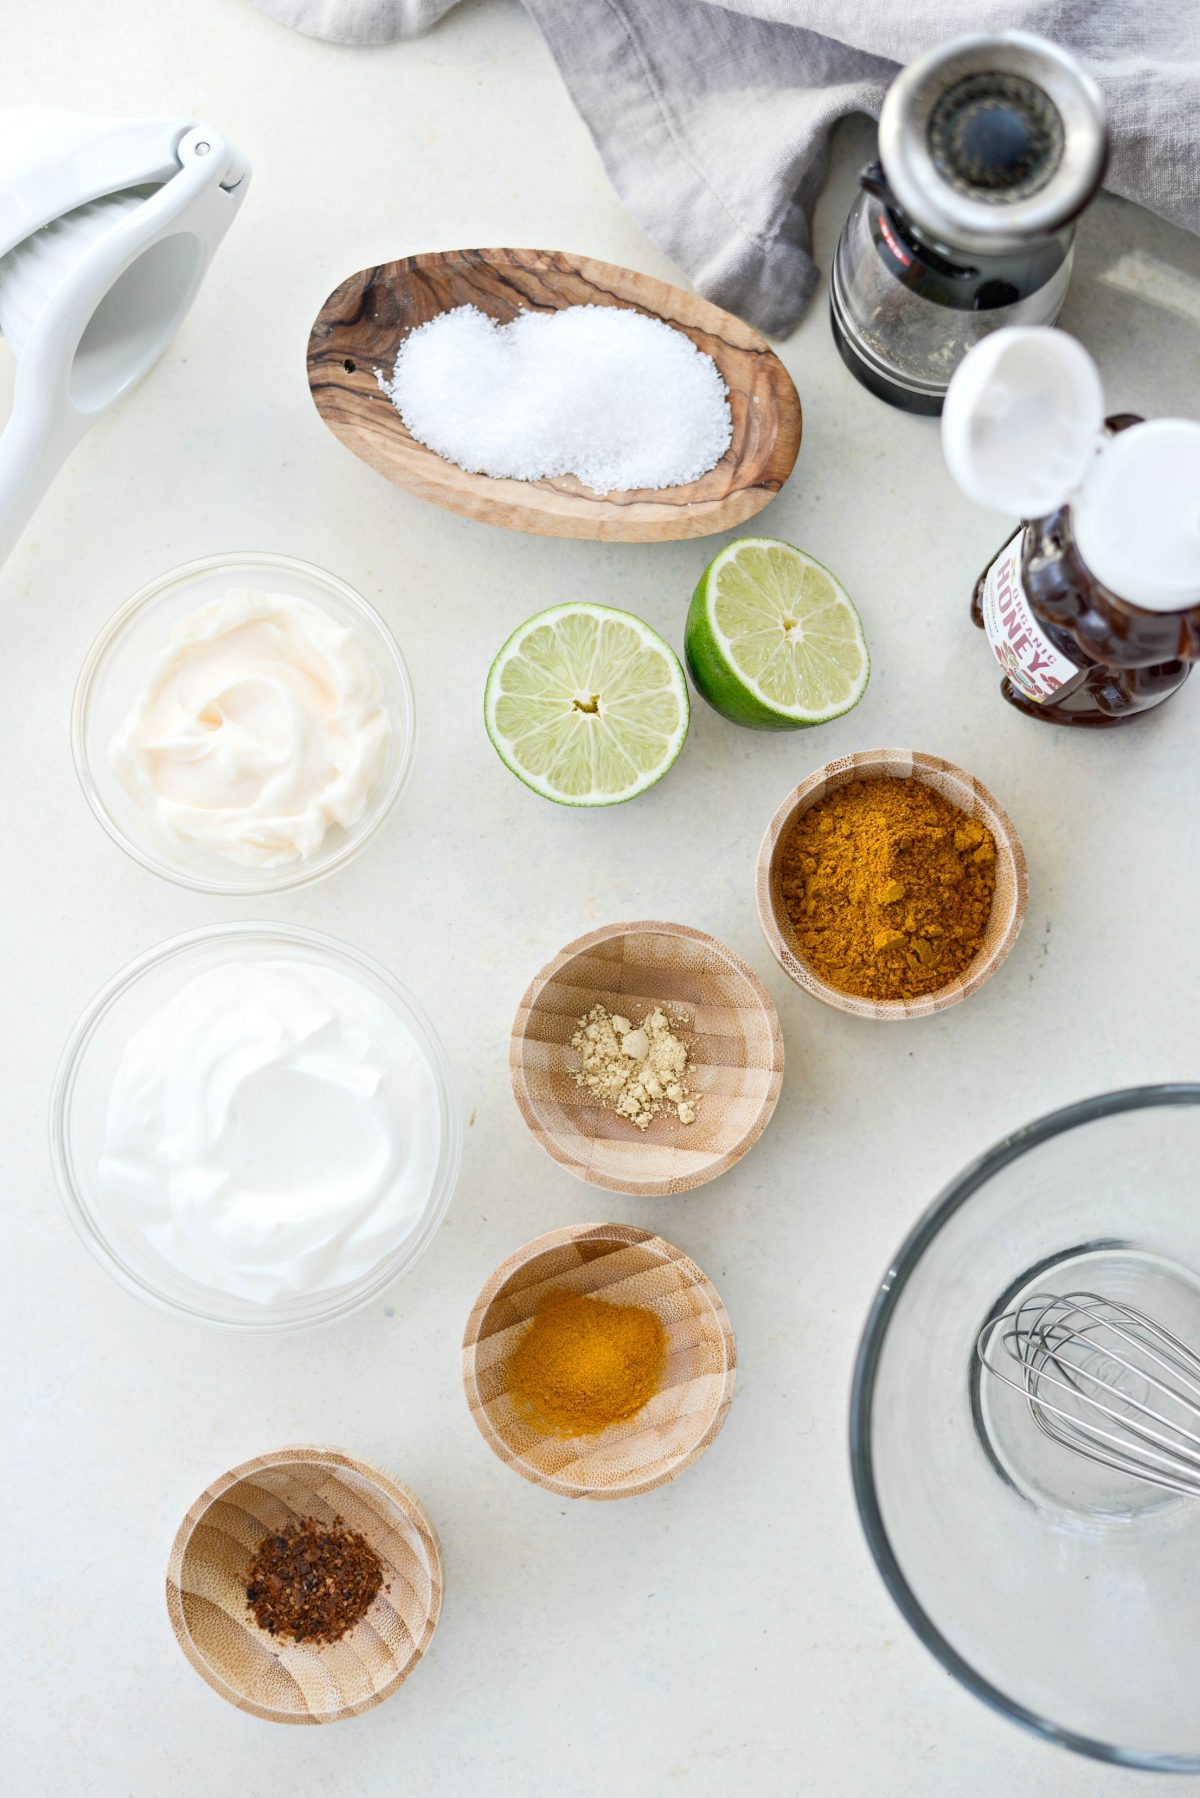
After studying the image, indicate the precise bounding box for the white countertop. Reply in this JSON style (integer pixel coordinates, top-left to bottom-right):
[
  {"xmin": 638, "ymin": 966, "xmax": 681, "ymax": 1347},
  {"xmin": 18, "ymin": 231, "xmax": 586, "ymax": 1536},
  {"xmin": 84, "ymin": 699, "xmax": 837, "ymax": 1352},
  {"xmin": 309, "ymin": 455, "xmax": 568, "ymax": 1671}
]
[{"xmin": 7, "ymin": 3, "xmax": 1200, "ymax": 1793}]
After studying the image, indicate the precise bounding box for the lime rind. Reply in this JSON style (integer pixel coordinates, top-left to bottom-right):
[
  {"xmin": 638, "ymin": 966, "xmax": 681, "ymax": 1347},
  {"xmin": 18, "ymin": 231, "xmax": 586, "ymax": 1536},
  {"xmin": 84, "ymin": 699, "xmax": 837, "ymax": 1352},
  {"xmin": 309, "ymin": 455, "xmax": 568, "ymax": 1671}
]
[
  {"xmin": 685, "ymin": 537, "xmax": 869, "ymax": 730},
  {"xmin": 485, "ymin": 602, "xmax": 689, "ymax": 805}
]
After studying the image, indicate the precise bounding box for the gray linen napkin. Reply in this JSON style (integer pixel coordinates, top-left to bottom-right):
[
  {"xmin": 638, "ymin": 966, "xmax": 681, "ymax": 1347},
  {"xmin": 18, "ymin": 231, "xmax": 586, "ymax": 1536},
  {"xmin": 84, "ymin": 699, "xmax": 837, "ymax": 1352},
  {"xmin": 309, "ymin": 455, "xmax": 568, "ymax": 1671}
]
[{"xmin": 251, "ymin": 0, "xmax": 1200, "ymax": 334}]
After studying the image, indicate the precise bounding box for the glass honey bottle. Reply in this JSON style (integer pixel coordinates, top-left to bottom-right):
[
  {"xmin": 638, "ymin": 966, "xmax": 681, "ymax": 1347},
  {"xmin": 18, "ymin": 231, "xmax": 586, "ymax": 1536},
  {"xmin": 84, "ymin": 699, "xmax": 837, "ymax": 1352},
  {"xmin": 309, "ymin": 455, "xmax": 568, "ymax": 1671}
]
[{"xmin": 942, "ymin": 327, "xmax": 1200, "ymax": 726}]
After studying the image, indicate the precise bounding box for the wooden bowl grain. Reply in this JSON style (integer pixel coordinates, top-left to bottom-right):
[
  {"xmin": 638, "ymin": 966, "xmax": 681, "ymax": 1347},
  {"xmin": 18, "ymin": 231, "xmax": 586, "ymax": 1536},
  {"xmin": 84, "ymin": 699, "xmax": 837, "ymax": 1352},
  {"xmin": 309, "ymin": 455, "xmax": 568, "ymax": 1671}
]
[
  {"xmin": 306, "ymin": 246, "xmax": 801, "ymax": 541},
  {"xmin": 462, "ymin": 1222, "xmax": 735, "ymax": 1500},
  {"xmin": 756, "ymin": 748, "xmax": 1028, "ymax": 1021},
  {"xmin": 165, "ymin": 1446, "xmax": 442, "ymax": 1724},
  {"xmin": 510, "ymin": 920, "xmax": 784, "ymax": 1196}
]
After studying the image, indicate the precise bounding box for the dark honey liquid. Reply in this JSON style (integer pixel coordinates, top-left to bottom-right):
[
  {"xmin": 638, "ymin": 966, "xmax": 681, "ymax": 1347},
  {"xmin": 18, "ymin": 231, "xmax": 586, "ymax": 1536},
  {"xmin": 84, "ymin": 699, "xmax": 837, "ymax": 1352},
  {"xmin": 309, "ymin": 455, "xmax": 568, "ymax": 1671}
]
[{"xmin": 971, "ymin": 417, "xmax": 1200, "ymax": 727}]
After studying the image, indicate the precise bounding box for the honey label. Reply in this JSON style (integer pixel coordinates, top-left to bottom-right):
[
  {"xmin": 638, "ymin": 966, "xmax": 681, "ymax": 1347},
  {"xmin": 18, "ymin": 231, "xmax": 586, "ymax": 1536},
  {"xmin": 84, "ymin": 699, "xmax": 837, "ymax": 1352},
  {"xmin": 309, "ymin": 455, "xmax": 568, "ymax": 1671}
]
[{"xmin": 980, "ymin": 535, "xmax": 1084, "ymax": 706}]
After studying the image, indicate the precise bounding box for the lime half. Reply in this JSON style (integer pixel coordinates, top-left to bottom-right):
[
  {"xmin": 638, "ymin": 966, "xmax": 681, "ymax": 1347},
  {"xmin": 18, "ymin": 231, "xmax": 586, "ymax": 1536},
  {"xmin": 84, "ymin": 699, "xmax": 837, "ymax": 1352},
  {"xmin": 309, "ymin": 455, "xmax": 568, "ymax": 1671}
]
[
  {"xmin": 685, "ymin": 537, "xmax": 869, "ymax": 730},
  {"xmin": 485, "ymin": 603, "xmax": 689, "ymax": 805}
]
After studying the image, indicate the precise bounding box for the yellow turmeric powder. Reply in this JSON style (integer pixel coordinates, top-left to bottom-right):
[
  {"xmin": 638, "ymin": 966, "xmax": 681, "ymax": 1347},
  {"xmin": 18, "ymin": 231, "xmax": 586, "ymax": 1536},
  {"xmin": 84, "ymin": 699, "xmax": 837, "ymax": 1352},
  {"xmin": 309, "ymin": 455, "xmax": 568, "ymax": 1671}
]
[
  {"xmin": 779, "ymin": 776, "xmax": 996, "ymax": 1001},
  {"xmin": 506, "ymin": 1291, "xmax": 666, "ymax": 1437}
]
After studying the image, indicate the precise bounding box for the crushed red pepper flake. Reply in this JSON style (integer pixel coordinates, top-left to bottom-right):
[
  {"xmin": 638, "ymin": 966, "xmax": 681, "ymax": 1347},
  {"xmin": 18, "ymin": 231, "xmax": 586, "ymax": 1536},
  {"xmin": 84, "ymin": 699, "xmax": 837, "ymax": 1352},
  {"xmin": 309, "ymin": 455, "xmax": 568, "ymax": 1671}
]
[{"xmin": 245, "ymin": 1514, "xmax": 386, "ymax": 1645}]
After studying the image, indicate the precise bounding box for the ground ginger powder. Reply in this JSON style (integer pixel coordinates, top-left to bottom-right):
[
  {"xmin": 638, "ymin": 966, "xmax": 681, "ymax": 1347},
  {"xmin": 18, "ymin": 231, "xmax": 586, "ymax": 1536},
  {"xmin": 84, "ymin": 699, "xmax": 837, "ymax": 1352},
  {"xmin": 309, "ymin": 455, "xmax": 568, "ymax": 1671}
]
[
  {"xmin": 779, "ymin": 776, "xmax": 997, "ymax": 1001},
  {"xmin": 571, "ymin": 1004, "xmax": 697, "ymax": 1127},
  {"xmin": 507, "ymin": 1291, "xmax": 666, "ymax": 1437}
]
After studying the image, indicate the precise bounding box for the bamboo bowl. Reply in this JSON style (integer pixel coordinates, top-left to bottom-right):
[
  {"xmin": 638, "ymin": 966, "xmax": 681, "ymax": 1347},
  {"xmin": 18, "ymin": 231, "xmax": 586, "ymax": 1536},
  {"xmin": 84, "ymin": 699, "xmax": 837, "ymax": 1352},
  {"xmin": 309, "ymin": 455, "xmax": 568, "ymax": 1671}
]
[
  {"xmin": 306, "ymin": 246, "xmax": 801, "ymax": 541},
  {"xmin": 510, "ymin": 921, "xmax": 784, "ymax": 1196},
  {"xmin": 165, "ymin": 1446, "xmax": 443, "ymax": 1724},
  {"xmin": 462, "ymin": 1223, "xmax": 736, "ymax": 1499},
  {"xmin": 757, "ymin": 749, "xmax": 1027, "ymax": 1020}
]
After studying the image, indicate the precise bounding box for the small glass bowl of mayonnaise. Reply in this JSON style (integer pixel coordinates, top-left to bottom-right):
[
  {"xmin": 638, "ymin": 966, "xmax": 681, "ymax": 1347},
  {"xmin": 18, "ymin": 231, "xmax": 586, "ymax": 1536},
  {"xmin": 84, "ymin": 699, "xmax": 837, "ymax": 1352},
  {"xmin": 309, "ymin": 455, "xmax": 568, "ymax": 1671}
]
[
  {"xmin": 50, "ymin": 921, "xmax": 463, "ymax": 1330},
  {"xmin": 72, "ymin": 552, "xmax": 416, "ymax": 894}
]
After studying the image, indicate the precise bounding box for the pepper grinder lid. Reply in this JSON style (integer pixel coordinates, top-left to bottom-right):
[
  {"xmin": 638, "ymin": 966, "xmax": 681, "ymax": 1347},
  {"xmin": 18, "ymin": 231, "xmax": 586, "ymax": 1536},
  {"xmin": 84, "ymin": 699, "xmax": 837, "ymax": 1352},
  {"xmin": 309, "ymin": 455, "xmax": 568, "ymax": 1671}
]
[
  {"xmin": 879, "ymin": 30, "xmax": 1108, "ymax": 257},
  {"xmin": 943, "ymin": 326, "xmax": 1200, "ymax": 612}
]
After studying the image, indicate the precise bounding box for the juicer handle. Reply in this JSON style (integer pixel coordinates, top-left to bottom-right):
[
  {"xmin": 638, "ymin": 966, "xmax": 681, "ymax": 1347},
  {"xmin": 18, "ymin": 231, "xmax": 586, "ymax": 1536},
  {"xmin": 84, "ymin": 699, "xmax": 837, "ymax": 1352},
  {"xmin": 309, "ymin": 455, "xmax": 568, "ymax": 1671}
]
[
  {"xmin": 0, "ymin": 389, "xmax": 76, "ymax": 568},
  {"xmin": 0, "ymin": 109, "xmax": 211, "ymax": 262},
  {"xmin": 0, "ymin": 125, "xmax": 249, "ymax": 568}
]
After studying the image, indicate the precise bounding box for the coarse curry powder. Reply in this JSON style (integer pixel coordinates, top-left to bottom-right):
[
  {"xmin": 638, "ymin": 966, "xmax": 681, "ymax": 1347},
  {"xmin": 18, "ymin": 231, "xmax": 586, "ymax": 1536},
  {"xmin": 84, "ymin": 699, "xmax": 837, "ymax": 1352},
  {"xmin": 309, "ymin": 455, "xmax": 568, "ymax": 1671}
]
[
  {"xmin": 506, "ymin": 1291, "xmax": 666, "ymax": 1437},
  {"xmin": 779, "ymin": 776, "xmax": 997, "ymax": 1001}
]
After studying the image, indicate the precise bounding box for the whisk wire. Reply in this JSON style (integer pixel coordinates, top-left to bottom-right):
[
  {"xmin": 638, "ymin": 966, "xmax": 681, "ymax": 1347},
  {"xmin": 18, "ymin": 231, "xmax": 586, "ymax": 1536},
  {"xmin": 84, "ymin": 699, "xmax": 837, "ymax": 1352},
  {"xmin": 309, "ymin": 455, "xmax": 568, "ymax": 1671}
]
[
  {"xmin": 1032, "ymin": 1293, "xmax": 1200, "ymax": 1398},
  {"xmin": 1018, "ymin": 1316, "xmax": 1200, "ymax": 1457},
  {"xmin": 977, "ymin": 1289, "xmax": 1200, "ymax": 1498},
  {"xmin": 984, "ymin": 1347, "xmax": 1200, "ymax": 1485}
]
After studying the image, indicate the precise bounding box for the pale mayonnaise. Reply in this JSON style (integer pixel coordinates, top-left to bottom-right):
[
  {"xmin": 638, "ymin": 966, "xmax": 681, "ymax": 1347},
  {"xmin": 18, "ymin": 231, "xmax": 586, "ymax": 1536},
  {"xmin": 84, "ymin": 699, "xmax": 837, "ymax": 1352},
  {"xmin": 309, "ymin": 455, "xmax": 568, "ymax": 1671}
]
[
  {"xmin": 111, "ymin": 589, "xmax": 392, "ymax": 868},
  {"xmin": 97, "ymin": 958, "xmax": 442, "ymax": 1304}
]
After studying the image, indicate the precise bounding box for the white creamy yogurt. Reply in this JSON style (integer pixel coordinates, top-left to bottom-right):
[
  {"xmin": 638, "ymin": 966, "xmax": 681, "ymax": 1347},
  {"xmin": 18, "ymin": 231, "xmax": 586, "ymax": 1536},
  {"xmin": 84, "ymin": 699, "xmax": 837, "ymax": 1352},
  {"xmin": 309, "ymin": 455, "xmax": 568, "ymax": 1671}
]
[
  {"xmin": 97, "ymin": 958, "xmax": 442, "ymax": 1303},
  {"xmin": 110, "ymin": 589, "xmax": 392, "ymax": 868}
]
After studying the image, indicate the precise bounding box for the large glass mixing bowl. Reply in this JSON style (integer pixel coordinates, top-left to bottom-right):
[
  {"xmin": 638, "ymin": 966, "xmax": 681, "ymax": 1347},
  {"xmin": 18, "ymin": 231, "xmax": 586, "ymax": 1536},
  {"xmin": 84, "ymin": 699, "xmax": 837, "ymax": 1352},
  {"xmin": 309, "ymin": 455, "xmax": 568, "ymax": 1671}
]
[{"xmin": 850, "ymin": 1086, "xmax": 1200, "ymax": 1771}]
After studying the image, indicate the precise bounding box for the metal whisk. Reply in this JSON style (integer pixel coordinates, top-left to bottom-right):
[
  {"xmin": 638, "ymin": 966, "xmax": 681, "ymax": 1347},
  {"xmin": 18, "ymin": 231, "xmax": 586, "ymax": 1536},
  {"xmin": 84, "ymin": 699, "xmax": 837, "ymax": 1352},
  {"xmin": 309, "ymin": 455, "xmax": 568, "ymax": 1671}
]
[{"xmin": 976, "ymin": 1290, "xmax": 1200, "ymax": 1496}]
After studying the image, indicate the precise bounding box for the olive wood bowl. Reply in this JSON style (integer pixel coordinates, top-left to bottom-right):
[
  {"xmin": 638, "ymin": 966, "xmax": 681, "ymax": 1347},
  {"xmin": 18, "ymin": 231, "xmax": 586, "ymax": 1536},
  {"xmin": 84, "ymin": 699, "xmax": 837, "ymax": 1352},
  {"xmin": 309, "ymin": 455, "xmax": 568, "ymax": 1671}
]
[
  {"xmin": 756, "ymin": 747, "xmax": 1028, "ymax": 1021},
  {"xmin": 165, "ymin": 1446, "xmax": 443, "ymax": 1724},
  {"xmin": 306, "ymin": 246, "xmax": 801, "ymax": 541},
  {"xmin": 462, "ymin": 1222, "xmax": 736, "ymax": 1500},
  {"xmin": 510, "ymin": 920, "xmax": 784, "ymax": 1195}
]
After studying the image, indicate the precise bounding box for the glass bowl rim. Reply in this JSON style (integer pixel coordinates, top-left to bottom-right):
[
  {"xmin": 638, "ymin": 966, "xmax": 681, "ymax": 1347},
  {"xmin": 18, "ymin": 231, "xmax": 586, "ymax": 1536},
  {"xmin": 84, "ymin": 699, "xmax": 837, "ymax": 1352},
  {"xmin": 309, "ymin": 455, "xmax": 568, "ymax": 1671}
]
[
  {"xmin": 70, "ymin": 549, "xmax": 417, "ymax": 897},
  {"xmin": 848, "ymin": 1082, "xmax": 1200, "ymax": 1773},
  {"xmin": 48, "ymin": 919, "xmax": 462, "ymax": 1332}
]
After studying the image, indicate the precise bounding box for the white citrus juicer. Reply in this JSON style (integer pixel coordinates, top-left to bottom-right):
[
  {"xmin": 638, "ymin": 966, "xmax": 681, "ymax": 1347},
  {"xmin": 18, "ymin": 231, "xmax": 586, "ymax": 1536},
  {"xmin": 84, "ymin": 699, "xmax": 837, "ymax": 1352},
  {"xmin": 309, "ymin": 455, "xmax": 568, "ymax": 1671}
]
[{"xmin": 0, "ymin": 106, "xmax": 249, "ymax": 564}]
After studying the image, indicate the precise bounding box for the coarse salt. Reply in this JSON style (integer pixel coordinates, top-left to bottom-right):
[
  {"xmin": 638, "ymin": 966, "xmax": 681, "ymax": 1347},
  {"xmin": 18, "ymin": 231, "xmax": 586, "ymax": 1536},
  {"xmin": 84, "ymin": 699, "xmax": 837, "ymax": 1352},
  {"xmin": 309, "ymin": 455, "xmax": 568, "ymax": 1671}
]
[{"xmin": 383, "ymin": 303, "xmax": 733, "ymax": 494}]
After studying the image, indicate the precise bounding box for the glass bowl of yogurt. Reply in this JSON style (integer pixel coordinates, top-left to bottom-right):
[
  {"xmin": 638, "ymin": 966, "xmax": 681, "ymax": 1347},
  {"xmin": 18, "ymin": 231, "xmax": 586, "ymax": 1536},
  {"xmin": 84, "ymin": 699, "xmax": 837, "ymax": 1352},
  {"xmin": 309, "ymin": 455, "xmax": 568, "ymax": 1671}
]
[
  {"xmin": 50, "ymin": 922, "xmax": 462, "ymax": 1329},
  {"xmin": 72, "ymin": 552, "xmax": 416, "ymax": 894}
]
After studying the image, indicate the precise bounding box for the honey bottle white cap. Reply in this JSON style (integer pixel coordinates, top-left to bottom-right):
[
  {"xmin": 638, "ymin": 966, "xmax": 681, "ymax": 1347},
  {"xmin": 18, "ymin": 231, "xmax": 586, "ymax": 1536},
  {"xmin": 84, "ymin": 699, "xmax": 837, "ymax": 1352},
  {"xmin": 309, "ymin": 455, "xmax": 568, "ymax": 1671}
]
[{"xmin": 942, "ymin": 325, "xmax": 1200, "ymax": 612}]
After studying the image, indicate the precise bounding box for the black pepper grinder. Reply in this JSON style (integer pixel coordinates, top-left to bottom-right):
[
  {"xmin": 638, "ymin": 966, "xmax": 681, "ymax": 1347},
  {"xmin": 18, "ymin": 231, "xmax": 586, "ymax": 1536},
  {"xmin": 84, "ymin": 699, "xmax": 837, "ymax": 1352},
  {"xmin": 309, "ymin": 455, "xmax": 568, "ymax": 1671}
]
[{"xmin": 830, "ymin": 30, "xmax": 1108, "ymax": 415}]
